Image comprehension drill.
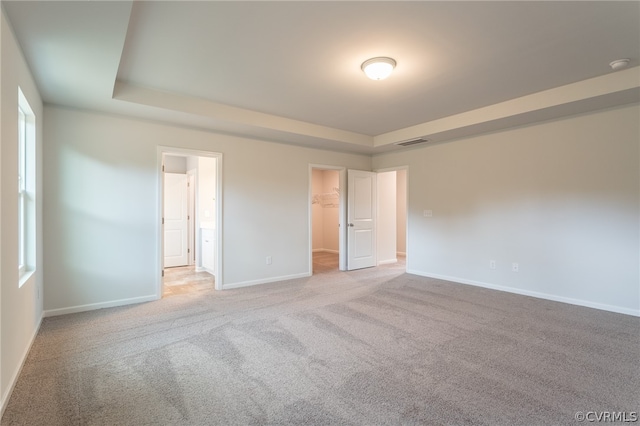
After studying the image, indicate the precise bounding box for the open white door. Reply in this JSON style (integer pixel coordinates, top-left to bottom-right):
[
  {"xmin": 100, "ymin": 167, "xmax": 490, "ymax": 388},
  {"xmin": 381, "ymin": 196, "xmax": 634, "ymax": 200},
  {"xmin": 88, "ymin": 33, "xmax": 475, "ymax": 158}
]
[
  {"xmin": 347, "ymin": 170, "xmax": 377, "ymax": 270},
  {"xmin": 164, "ymin": 173, "xmax": 188, "ymax": 268}
]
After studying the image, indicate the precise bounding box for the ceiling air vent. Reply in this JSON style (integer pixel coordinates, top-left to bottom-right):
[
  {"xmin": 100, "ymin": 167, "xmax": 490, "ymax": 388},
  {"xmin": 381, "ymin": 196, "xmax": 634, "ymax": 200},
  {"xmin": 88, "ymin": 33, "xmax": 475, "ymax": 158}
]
[{"xmin": 395, "ymin": 137, "xmax": 430, "ymax": 147}]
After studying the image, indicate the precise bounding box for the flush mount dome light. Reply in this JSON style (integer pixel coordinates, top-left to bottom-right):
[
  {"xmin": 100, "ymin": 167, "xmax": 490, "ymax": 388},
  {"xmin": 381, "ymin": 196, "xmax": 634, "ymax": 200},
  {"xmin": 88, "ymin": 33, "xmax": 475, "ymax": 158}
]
[
  {"xmin": 361, "ymin": 57, "xmax": 396, "ymax": 80},
  {"xmin": 609, "ymin": 58, "xmax": 630, "ymax": 70}
]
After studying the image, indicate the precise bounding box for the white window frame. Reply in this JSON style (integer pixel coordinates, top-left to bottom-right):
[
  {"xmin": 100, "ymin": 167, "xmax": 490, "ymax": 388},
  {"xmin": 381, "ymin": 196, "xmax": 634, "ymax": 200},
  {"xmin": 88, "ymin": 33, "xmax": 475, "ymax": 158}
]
[
  {"xmin": 18, "ymin": 104, "xmax": 26, "ymax": 276},
  {"xmin": 18, "ymin": 88, "xmax": 35, "ymax": 285}
]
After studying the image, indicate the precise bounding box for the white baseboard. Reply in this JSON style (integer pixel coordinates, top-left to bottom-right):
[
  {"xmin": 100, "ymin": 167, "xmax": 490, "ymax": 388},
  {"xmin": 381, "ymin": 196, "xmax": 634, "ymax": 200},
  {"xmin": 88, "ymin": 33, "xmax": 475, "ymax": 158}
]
[
  {"xmin": 43, "ymin": 294, "xmax": 159, "ymax": 318},
  {"xmin": 1, "ymin": 313, "xmax": 43, "ymax": 417},
  {"xmin": 406, "ymin": 269, "xmax": 640, "ymax": 318},
  {"xmin": 378, "ymin": 258, "xmax": 398, "ymax": 265},
  {"xmin": 223, "ymin": 272, "xmax": 311, "ymax": 290},
  {"xmin": 195, "ymin": 266, "xmax": 205, "ymax": 272}
]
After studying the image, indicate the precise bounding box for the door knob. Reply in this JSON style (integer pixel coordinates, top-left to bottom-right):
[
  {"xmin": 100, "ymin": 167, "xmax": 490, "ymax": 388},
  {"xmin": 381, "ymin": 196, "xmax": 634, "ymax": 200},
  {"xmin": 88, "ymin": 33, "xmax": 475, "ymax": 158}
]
[{"xmin": 348, "ymin": 223, "xmax": 354, "ymax": 227}]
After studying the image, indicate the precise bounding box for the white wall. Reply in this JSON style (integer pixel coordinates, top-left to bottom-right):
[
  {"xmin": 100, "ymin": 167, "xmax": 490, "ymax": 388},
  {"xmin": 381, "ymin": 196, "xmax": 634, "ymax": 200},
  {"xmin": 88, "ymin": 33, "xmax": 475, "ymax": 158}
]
[
  {"xmin": 163, "ymin": 155, "xmax": 187, "ymax": 173},
  {"xmin": 311, "ymin": 169, "xmax": 324, "ymax": 251},
  {"xmin": 311, "ymin": 169, "xmax": 339, "ymax": 253},
  {"xmin": 197, "ymin": 156, "xmax": 216, "ymax": 226},
  {"xmin": 373, "ymin": 104, "xmax": 640, "ymax": 316},
  {"xmin": 0, "ymin": 11, "xmax": 44, "ymax": 411},
  {"xmin": 396, "ymin": 169, "xmax": 407, "ymax": 255},
  {"xmin": 43, "ymin": 106, "xmax": 371, "ymax": 311},
  {"xmin": 186, "ymin": 156, "xmax": 198, "ymax": 175},
  {"xmin": 321, "ymin": 170, "xmax": 339, "ymax": 252},
  {"xmin": 377, "ymin": 171, "xmax": 397, "ymax": 264}
]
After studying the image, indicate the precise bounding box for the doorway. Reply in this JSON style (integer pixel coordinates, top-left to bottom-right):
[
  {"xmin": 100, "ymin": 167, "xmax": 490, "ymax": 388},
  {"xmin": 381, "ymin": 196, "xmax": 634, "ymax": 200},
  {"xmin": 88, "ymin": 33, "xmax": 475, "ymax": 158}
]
[
  {"xmin": 310, "ymin": 165, "xmax": 346, "ymax": 274},
  {"xmin": 308, "ymin": 166, "xmax": 407, "ymax": 275},
  {"xmin": 311, "ymin": 168, "xmax": 340, "ymax": 273},
  {"xmin": 158, "ymin": 148, "xmax": 223, "ymax": 298},
  {"xmin": 376, "ymin": 168, "xmax": 407, "ymax": 270},
  {"xmin": 163, "ymin": 158, "xmax": 191, "ymax": 268}
]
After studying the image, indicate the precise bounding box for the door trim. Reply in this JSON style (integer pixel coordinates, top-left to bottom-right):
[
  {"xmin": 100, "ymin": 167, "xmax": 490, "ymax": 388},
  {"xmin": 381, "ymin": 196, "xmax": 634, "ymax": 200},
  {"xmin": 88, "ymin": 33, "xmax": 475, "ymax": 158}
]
[
  {"xmin": 157, "ymin": 146, "xmax": 224, "ymax": 297},
  {"xmin": 308, "ymin": 164, "xmax": 347, "ymax": 274},
  {"xmin": 187, "ymin": 172, "xmax": 196, "ymax": 266}
]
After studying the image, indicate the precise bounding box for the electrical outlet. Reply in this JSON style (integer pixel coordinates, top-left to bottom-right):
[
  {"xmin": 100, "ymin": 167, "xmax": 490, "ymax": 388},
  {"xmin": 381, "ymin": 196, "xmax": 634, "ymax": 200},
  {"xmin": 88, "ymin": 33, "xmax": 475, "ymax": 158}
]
[
  {"xmin": 512, "ymin": 263, "xmax": 519, "ymax": 272},
  {"xmin": 489, "ymin": 260, "xmax": 496, "ymax": 270},
  {"xmin": 266, "ymin": 256, "xmax": 272, "ymax": 265}
]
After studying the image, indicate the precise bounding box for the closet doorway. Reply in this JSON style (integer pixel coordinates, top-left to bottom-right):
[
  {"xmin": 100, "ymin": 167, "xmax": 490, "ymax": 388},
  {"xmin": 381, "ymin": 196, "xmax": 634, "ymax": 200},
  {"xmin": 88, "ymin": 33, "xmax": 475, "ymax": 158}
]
[{"xmin": 310, "ymin": 166, "xmax": 345, "ymax": 274}]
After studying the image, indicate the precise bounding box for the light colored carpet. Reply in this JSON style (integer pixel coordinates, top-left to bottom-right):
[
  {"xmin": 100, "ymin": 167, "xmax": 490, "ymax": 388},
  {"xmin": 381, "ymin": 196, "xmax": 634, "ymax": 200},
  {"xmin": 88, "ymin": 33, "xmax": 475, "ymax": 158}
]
[{"xmin": 2, "ymin": 260, "xmax": 639, "ymax": 425}]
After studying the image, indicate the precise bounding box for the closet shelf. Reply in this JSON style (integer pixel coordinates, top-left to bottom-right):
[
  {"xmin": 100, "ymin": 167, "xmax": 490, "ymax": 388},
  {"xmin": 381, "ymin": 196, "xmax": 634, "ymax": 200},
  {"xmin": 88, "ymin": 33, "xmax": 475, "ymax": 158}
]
[{"xmin": 312, "ymin": 189, "xmax": 339, "ymax": 208}]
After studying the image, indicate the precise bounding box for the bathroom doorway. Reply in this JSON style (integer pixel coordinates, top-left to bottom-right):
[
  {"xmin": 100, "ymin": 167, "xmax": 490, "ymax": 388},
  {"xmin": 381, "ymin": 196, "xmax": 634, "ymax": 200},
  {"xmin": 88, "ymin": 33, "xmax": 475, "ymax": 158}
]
[{"xmin": 158, "ymin": 147, "xmax": 223, "ymax": 297}]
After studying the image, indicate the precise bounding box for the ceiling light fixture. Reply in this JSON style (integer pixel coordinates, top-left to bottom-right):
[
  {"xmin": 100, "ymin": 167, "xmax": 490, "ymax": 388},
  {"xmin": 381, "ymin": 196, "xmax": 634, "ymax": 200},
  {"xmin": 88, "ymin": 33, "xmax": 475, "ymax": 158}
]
[
  {"xmin": 361, "ymin": 57, "xmax": 396, "ymax": 80},
  {"xmin": 609, "ymin": 58, "xmax": 630, "ymax": 70}
]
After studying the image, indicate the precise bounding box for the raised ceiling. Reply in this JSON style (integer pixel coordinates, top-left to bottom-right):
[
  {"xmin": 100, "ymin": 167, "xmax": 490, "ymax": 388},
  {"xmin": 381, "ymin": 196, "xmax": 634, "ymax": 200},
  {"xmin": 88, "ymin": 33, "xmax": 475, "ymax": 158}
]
[{"xmin": 4, "ymin": 1, "xmax": 639, "ymax": 154}]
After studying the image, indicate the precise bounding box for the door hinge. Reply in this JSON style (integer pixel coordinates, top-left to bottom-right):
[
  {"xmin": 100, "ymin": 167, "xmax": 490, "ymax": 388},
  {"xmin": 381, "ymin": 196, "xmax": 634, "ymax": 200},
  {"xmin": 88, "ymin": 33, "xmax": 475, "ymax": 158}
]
[
  {"xmin": 162, "ymin": 165, "xmax": 165, "ymax": 172},
  {"xmin": 188, "ymin": 248, "xmax": 190, "ymax": 254},
  {"xmin": 162, "ymin": 270, "xmax": 165, "ymax": 277},
  {"xmin": 162, "ymin": 218, "xmax": 164, "ymax": 224}
]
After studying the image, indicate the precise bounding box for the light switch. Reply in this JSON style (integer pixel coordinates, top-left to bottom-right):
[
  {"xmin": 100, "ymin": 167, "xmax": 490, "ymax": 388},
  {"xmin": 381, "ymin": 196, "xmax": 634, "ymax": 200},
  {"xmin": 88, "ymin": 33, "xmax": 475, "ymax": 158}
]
[{"xmin": 424, "ymin": 210, "xmax": 432, "ymax": 217}]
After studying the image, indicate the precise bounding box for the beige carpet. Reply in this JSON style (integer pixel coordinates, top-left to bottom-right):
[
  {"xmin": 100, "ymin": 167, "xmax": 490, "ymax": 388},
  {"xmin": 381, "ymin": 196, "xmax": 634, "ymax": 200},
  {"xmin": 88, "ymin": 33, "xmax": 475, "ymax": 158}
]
[{"xmin": 2, "ymin": 260, "xmax": 639, "ymax": 425}]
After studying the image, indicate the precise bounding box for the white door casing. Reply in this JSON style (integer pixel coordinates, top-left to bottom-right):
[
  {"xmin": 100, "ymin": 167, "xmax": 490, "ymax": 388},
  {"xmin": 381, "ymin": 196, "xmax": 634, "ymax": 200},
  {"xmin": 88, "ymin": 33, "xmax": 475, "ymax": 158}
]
[
  {"xmin": 187, "ymin": 173, "xmax": 195, "ymax": 265},
  {"xmin": 164, "ymin": 173, "xmax": 189, "ymax": 268},
  {"xmin": 347, "ymin": 169, "xmax": 377, "ymax": 270}
]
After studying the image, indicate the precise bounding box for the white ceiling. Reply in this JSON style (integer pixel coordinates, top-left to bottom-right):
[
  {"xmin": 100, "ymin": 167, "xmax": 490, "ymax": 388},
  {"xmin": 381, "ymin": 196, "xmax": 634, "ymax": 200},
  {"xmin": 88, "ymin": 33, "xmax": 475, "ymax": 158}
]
[{"xmin": 4, "ymin": 1, "xmax": 640, "ymax": 154}]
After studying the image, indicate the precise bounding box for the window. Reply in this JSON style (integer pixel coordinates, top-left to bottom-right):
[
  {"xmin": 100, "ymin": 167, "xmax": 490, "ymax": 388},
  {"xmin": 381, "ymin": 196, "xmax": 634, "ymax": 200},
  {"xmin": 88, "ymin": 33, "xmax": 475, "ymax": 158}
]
[
  {"xmin": 18, "ymin": 88, "xmax": 35, "ymax": 285},
  {"xmin": 18, "ymin": 104, "xmax": 26, "ymax": 275}
]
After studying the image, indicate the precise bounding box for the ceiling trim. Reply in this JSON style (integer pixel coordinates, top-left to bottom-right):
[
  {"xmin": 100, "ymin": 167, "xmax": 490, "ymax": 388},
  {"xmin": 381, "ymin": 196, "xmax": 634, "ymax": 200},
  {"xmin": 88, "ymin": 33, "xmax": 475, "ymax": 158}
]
[
  {"xmin": 112, "ymin": 81, "xmax": 373, "ymax": 148},
  {"xmin": 112, "ymin": 67, "xmax": 639, "ymax": 154},
  {"xmin": 374, "ymin": 66, "xmax": 640, "ymax": 147}
]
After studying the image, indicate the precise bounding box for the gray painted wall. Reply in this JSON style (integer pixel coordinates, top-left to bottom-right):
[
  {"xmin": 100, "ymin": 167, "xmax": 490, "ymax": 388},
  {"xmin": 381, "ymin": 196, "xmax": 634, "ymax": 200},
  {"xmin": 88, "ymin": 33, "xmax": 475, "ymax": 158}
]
[
  {"xmin": 43, "ymin": 106, "xmax": 371, "ymax": 312},
  {"xmin": 0, "ymin": 12, "xmax": 44, "ymax": 410},
  {"xmin": 374, "ymin": 104, "xmax": 639, "ymax": 315}
]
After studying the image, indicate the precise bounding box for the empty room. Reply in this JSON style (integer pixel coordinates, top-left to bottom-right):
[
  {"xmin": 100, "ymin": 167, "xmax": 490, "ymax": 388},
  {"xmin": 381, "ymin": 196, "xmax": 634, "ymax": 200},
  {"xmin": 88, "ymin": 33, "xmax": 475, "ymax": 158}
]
[{"xmin": 0, "ymin": 1, "xmax": 638, "ymax": 425}]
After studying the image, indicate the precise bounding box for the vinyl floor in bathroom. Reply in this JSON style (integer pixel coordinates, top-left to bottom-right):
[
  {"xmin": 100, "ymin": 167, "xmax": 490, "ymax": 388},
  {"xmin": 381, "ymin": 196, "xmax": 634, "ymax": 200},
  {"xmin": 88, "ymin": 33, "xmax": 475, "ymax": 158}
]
[
  {"xmin": 312, "ymin": 251, "xmax": 339, "ymax": 274},
  {"xmin": 163, "ymin": 265, "xmax": 214, "ymax": 297}
]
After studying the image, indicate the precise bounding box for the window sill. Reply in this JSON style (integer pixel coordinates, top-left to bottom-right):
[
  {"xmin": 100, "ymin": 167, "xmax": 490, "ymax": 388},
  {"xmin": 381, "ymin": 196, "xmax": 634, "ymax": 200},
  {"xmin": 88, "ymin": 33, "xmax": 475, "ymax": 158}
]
[{"xmin": 19, "ymin": 269, "xmax": 35, "ymax": 288}]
